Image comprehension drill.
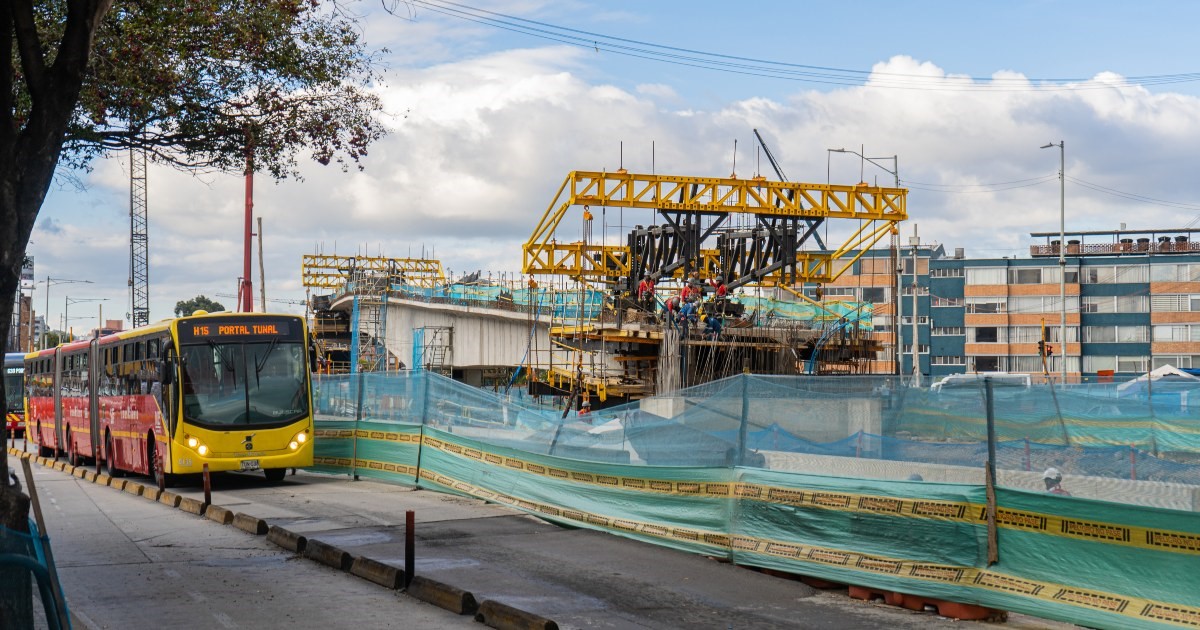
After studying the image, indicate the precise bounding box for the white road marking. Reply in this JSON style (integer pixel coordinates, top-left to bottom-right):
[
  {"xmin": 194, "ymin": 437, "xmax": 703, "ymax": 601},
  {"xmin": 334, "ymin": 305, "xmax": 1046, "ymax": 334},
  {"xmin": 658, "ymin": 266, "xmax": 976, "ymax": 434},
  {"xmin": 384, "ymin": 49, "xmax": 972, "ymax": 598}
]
[{"xmin": 212, "ymin": 611, "xmax": 238, "ymax": 628}]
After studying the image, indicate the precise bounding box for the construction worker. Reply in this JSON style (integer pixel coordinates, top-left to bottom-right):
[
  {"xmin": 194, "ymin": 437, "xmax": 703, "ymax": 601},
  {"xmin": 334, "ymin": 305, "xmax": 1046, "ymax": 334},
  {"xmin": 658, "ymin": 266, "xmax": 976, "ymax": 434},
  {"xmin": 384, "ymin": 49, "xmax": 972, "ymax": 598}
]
[
  {"xmin": 1043, "ymin": 468, "xmax": 1071, "ymax": 496},
  {"xmin": 708, "ymin": 277, "xmax": 728, "ymax": 299},
  {"xmin": 637, "ymin": 277, "xmax": 655, "ymax": 310},
  {"xmin": 703, "ymin": 313, "xmax": 723, "ymax": 337},
  {"xmin": 663, "ymin": 294, "xmax": 681, "ymax": 323}
]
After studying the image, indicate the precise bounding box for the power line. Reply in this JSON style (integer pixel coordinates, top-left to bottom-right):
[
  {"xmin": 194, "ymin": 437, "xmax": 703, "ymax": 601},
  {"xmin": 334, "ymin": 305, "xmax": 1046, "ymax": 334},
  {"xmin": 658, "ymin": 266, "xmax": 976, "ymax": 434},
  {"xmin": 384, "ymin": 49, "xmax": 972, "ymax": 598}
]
[{"xmin": 404, "ymin": 0, "xmax": 1200, "ymax": 92}]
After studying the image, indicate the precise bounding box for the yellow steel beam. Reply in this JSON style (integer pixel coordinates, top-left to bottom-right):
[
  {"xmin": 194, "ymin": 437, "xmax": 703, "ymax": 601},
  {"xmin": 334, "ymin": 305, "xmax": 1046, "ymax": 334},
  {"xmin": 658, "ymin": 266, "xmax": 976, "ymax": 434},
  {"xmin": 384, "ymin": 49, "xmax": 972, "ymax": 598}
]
[
  {"xmin": 523, "ymin": 171, "xmax": 906, "ymax": 286},
  {"xmin": 301, "ymin": 254, "xmax": 447, "ymax": 289}
]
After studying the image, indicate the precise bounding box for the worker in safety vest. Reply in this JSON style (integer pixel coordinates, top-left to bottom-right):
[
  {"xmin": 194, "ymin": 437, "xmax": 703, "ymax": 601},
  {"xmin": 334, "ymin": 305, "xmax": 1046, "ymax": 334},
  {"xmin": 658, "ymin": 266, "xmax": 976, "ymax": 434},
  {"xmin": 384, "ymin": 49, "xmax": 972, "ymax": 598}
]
[{"xmin": 637, "ymin": 278, "xmax": 655, "ymax": 310}]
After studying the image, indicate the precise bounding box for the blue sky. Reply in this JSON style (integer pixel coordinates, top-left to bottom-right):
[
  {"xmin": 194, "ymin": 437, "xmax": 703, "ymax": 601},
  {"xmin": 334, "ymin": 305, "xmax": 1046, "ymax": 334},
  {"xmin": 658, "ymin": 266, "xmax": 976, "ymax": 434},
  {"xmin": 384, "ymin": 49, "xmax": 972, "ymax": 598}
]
[{"xmin": 28, "ymin": 0, "xmax": 1200, "ymax": 331}]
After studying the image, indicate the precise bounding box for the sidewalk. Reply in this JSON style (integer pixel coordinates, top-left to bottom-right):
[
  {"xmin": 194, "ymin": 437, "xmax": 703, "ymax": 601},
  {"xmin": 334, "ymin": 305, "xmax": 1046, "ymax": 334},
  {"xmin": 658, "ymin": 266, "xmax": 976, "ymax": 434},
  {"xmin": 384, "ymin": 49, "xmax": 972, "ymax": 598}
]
[{"xmin": 12, "ymin": 447, "xmax": 1079, "ymax": 629}]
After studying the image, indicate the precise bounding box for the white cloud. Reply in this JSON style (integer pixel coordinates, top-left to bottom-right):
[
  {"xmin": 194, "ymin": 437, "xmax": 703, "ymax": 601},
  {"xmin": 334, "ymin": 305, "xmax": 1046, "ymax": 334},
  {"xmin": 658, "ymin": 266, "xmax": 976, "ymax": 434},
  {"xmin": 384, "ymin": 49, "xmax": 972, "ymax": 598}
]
[{"xmin": 32, "ymin": 50, "xmax": 1200, "ymax": 328}]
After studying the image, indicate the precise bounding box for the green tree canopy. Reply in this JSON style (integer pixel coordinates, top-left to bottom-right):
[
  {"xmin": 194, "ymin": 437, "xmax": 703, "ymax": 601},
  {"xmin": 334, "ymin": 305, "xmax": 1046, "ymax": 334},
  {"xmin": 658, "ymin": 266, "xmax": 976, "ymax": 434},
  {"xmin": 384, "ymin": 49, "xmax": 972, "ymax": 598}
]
[{"xmin": 175, "ymin": 295, "xmax": 226, "ymax": 317}]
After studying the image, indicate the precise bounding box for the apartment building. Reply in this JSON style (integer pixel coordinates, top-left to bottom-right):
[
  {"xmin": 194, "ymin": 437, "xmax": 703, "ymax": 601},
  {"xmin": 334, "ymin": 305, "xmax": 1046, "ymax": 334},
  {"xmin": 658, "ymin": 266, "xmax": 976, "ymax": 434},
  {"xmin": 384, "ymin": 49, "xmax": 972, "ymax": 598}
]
[{"xmin": 813, "ymin": 228, "xmax": 1200, "ymax": 383}]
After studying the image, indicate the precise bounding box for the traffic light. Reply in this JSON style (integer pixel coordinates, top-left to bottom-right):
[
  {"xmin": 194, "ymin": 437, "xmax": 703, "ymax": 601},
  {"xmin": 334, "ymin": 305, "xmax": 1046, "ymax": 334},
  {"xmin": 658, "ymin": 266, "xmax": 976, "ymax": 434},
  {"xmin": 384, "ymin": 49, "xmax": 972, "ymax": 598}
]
[
  {"xmin": 1037, "ymin": 340, "xmax": 1046, "ymax": 356},
  {"xmin": 1046, "ymin": 344, "xmax": 1054, "ymax": 357}
]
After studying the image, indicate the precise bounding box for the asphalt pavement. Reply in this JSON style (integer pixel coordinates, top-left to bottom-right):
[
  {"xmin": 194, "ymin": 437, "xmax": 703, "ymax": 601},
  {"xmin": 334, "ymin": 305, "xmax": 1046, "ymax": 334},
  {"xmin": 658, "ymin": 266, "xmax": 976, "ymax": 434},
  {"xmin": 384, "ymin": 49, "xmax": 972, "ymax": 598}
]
[{"xmin": 6, "ymin": 442, "xmax": 1077, "ymax": 629}]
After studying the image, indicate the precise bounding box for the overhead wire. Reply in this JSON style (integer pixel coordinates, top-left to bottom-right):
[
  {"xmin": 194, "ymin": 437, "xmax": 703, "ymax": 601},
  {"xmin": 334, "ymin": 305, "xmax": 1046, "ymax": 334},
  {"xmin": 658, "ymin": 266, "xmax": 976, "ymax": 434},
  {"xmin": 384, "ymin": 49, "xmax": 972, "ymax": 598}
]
[{"xmin": 405, "ymin": 0, "xmax": 1200, "ymax": 92}]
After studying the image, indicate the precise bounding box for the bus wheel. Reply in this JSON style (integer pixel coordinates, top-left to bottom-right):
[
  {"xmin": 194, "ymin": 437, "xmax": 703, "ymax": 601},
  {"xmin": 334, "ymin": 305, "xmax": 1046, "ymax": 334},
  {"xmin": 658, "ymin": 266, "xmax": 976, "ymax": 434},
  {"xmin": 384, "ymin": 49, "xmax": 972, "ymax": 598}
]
[
  {"xmin": 148, "ymin": 438, "xmax": 173, "ymax": 488},
  {"xmin": 105, "ymin": 433, "xmax": 123, "ymax": 478},
  {"xmin": 36, "ymin": 423, "xmax": 53, "ymax": 457},
  {"xmin": 264, "ymin": 468, "xmax": 286, "ymax": 482}
]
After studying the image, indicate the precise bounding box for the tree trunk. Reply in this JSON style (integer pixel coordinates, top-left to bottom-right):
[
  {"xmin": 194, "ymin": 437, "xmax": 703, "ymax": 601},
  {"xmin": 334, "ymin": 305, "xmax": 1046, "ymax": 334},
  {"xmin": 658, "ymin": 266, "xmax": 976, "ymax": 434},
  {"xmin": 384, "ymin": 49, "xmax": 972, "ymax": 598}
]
[{"xmin": 0, "ymin": 477, "xmax": 33, "ymax": 628}]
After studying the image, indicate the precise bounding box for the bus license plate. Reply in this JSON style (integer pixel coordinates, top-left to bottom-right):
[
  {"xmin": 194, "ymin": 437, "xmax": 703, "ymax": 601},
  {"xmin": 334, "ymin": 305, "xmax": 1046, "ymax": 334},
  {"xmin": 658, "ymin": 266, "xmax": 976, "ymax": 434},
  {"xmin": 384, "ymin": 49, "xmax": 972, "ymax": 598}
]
[{"xmin": 240, "ymin": 459, "xmax": 260, "ymax": 471}]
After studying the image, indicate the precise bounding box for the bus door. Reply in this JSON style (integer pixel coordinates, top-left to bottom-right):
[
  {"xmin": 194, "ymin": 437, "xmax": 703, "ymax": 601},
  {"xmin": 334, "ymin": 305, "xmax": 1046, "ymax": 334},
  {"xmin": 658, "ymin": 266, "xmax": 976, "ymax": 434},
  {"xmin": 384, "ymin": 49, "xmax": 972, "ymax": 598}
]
[
  {"xmin": 89, "ymin": 339, "xmax": 101, "ymax": 462},
  {"xmin": 52, "ymin": 347, "xmax": 63, "ymax": 455}
]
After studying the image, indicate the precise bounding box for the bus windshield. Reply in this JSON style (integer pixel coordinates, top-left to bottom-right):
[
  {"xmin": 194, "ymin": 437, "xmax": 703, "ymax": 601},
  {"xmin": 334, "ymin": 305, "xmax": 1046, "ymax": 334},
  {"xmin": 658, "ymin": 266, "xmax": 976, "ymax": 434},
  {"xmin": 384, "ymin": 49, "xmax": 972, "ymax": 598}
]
[
  {"xmin": 180, "ymin": 340, "xmax": 309, "ymax": 427},
  {"xmin": 4, "ymin": 368, "xmax": 22, "ymax": 412}
]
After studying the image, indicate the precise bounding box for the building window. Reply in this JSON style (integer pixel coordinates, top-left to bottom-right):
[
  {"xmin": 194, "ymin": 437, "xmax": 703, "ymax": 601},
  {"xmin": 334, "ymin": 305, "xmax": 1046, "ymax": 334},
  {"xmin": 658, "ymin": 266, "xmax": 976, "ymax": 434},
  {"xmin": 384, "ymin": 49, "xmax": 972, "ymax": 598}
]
[
  {"xmin": 1154, "ymin": 355, "xmax": 1200, "ymax": 369},
  {"xmin": 966, "ymin": 297, "xmax": 1005, "ymax": 314},
  {"xmin": 930, "ymin": 268, "xmax": 964, "ymax": 278},
  {"xmin": 1085, "ymin": 326, "xmax": 1149, "ymax": 343},
  {"xmin": 931, "ymin": 356, "xmax": 966, "ymax": 365},
  {"xmin": 901, "ymin": 285, "xmax": 930, "ymax": 296},
  {"xmin": 932, "ymin": 327, "xmax": 965, "ymax": 336},
  {"xmin": 902, "ymin": 344, "xmax": 930, "ymax": 354},
  {"xmin": 900, "ymin": 316, "xmax": 929, "ymax": 325},
  {"xmin": 1152, "ymin": 325, "xmax": 1200, "ymax": 342},
  {"xmin": 932, "ymin": 297, "xmax": 963, "ymax": 307},
  {"xmin": 1082, "ymin": 295, "xmax": 1148, "ymax": 313},
  {"xmin": 860, "ymin": 287, "xmax": 887, "ymax": 303},
  {"xmin": 966, "ymin": 268, "xmax": 1006, "ymax": 285},
  {"xmin": 971, "ymin": 327, "xmax": 1000, "ymax": 343},
  {"xmin": 1009, "ymin": 268, "xmax": 1043, "ymax": 284},
  {"xmin": 971, "ymin": 356, "xmax": 1006, "ymax": 372}
]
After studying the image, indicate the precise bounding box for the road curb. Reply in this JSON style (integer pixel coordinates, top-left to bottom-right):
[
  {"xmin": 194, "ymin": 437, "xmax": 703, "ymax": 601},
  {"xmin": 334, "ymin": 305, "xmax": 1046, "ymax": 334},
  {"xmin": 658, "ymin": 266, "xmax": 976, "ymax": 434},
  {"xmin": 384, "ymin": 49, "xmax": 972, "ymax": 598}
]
[
  {"xmin": 159, "ymin": 491, "xmax": 182, "ymax": 508},
  {"xmin": 232, "ymin": 512, "xmax": 269, "ymax": 535},
  {"xmin": 123, "ymin": 481, "xmax": 144, "ymax": 497},
  {"xmin": 406, "ymin": 576, "xmax": 478, "ymax": 615},
  {"xmin": 303, "ymin": 539, "xmax": 352, "ymax": 571},
  {"xmin": 266, "ymin": 525, "xmax": 307, "ymax": 553},
  {"xmin": 474, "ymin": 599, "xmax": 558, "ymax": 630},
  {"xmin": 178, "ymin": 496, "xmax": 206, "ymax": 515},
  {"xmin": 95, "ymin": 472, "xmax": 111, "ymax": 485},
  {"xmin": 350, "ymin": 555, "xmax": 402, "ymax": 589},
  {"xmin": 72, "ymin": 467, "xmax": 87, "ymax": 479},
  {"xmin": 109, "ymin": 478, "xmax": 126, "ymax": 490},
  {"xmin": 142, "ymin": 487, "xmax": 162, "ymax": 502},
  {"xmin": 205, "ymin": 504, "xmax": 234, "ymax": 525}
]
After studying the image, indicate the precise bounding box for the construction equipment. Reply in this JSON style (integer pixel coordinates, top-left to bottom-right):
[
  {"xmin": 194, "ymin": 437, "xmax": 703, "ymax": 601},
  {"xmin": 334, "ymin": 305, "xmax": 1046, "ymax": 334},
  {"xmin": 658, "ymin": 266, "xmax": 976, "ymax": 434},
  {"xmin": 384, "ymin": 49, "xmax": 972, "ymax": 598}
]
[{"xmin": 522, "ymin": 170, "xmax": 906, "ymax": 290}]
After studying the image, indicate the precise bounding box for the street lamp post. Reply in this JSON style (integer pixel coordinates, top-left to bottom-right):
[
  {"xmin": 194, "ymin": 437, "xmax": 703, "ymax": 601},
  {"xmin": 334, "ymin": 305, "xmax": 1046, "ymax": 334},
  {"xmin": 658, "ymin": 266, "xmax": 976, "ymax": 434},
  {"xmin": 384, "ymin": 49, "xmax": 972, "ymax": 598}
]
[
  {"xmin": 42, "ymin": 276, "xmax": 92, "ymax": 349},
  {"xmin": 64, "ymin": 296, "xmax": 108, "ymax": 342},
  {"xmin": 829, "ymin": 148, "xmax": 902, "ymax": 376},
  {"xmin": 1041, "ymin": 141, "xmax": 1066, "ymax": 383}
]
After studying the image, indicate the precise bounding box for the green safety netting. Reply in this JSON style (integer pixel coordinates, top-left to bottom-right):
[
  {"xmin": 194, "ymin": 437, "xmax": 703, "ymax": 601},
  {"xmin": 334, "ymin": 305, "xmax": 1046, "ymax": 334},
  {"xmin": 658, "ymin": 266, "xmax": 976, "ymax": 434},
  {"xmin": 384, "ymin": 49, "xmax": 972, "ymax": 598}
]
[{"xmin": 311, "ymin": 371, "xmax": 1200, "ymax": 629}]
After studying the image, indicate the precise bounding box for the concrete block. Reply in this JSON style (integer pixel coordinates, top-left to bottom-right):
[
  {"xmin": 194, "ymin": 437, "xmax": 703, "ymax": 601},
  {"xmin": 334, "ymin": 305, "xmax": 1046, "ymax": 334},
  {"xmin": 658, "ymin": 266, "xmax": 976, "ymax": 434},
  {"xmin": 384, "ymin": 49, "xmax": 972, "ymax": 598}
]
[
  {"xmin": 142, "ymin": 487, "xmax": 162, "ymax": 502},
  {"xmin": 350, "ymin": 556, "xmax": 402, "ymax": 590},
  {"xmin": 54, "ymin": 461, "xmax": 67, "ymax": 471},
  {"xmin": 232, "ymin": 513, "xmax": 268, "ymax": 535},
  {"xmin": 72, "ymin": 467, "xmax": 87, "ymax": 478},
  {"xmin": 109, "ymin": 478, "xmax": 126, "ymax": 490},
  {"xmin": 95, "ymin": 473, "xmax": 111, "ymax": 485},
  {"xmin": 303, "ymin": 539, "xmax": 352, "ymax": 571},
  {"xmin": 159, "ymin": 491, "xmax": 182, "ymax": 508},
  {"xmin": 475, "ymin": 599, "xmax": 558, "ymax": 630},
  {"xmin": 178, "ymin": 496, "xmax": 206, "ymax": 515},
  {"xmin": 83, "ymin": 471, "xmax": 97, "ymax": 483},
  {"xmin": 205, "ymin": 504, "xmax": 234, "ymax": 525},
  {"xmin": 123, "ymin": 482, "xmax": 144, "ymax": 497},
  {"xmin": 406, "ymin": 576, "xmax": 477, "ymax": 615},
  {"xmin": 266, "ymin": 526, "xmax": 308, "ymax": 553}
]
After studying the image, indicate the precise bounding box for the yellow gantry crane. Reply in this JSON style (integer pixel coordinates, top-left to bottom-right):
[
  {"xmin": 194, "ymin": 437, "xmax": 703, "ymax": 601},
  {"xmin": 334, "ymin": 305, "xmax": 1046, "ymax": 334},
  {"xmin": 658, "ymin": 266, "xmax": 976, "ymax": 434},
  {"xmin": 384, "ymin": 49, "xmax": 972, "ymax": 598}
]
[
  {"xmin": 300, "ymin": 254, "xmax": 447, "ymax": 290},
  {"xmin": 522, "ymin": 170, "xmax": 907, "ymax": 287}
]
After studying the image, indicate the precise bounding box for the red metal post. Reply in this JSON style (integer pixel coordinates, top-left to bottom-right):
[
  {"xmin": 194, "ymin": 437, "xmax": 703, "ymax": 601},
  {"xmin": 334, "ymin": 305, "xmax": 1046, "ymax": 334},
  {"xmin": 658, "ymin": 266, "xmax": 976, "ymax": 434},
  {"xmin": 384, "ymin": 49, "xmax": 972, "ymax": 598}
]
[
  {"xmin": 242, "ymin": 140, "xmax": 254, "ymax": 313},
  {"xmin": 203, "ymin": 463, "xmax": 212, "ymax": 506},
  {"xmin": 404, "ymin": 510, "xmax": 415, "ymax": 588}
]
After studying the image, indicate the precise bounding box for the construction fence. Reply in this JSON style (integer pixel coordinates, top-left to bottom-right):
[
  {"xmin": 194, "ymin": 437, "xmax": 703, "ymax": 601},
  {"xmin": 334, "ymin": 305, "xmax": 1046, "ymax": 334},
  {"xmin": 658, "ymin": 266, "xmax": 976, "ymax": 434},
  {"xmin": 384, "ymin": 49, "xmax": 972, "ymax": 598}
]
[{"xmin": 310, "ymin": 372, "xmax": 1200, "ymax": 630}]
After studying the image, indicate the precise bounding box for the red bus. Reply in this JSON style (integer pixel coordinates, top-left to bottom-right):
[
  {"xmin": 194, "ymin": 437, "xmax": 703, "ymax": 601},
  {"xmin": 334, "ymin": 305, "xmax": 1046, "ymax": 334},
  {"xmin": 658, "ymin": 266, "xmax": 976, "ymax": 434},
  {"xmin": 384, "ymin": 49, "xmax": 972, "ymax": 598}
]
[{"xmin": 26, "ymin": 311, "xmax": 315, "ymax": 484}]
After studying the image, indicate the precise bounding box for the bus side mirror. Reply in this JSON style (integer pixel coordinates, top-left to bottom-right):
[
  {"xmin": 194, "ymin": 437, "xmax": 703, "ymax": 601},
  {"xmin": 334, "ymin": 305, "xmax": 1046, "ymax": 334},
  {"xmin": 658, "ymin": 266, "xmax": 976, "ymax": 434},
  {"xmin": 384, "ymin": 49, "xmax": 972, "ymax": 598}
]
[{"xmin": 160, "ymin": 360, "xmax": 174, "ymax": 385}]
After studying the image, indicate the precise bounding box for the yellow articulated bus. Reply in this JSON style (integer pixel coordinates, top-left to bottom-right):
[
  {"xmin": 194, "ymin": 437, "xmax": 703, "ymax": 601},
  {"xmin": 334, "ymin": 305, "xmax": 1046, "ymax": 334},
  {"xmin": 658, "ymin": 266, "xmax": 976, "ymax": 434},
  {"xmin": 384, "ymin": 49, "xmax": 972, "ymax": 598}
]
[{"xmin": 27, "ymin": 311, "xmax": 315, "ymax": 484}]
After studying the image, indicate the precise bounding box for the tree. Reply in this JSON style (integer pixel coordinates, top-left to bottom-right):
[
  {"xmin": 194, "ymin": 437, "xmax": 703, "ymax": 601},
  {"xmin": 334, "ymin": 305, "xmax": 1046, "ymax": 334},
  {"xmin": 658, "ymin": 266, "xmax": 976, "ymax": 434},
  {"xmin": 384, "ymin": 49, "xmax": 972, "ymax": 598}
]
[
  {"xmin": 175, "ymin": 295, "xmax": 226, "ymax": 317},
  {"xmin": 0, "ymin": 0, "xmax": 387, "ymax": 580}
]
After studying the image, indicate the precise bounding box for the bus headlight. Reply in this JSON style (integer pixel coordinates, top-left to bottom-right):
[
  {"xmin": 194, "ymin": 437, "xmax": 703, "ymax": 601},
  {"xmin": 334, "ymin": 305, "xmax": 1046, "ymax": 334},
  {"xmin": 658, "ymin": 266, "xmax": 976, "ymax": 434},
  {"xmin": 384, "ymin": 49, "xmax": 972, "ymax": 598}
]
[
  {"xmin": 289, "ymin": 441, "xmax": 299, "ymax": 451},
  {"xmin": 290, "ymin": 430, "xmax": 308, "ymax": 450},
  {"xmin": 186, "ymin": 435, "xmax": 209, "ymax": 456}
]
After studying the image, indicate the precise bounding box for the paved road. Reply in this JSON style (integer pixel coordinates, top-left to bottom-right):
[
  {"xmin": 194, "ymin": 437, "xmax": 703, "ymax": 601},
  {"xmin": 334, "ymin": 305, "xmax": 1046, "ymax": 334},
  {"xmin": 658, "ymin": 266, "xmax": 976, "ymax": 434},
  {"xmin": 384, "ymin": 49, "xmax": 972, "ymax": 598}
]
[{"xmin": 7, "ymin": 443, "xmax": 1076, "ymax": 629}]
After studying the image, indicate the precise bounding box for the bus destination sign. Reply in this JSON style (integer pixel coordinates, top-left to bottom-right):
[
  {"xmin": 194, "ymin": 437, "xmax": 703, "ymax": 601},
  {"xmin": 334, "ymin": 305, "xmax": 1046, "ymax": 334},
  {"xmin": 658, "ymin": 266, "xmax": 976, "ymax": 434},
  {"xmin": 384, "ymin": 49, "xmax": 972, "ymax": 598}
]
[{"xmin": 177, "ymin": 317, "xmax": 301, "ymax": 343}]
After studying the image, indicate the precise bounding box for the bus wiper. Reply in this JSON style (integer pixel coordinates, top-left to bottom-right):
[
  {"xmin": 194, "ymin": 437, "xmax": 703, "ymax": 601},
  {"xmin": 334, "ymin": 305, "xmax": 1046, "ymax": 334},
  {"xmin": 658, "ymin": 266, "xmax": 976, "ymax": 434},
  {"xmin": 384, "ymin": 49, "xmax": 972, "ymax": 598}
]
[
  {"xmin": 206, "ymin": 339, "xmax": 237, "ymax": 373},
  {"xmin": 254, "ymin": 337, "xmax": 280, "ymax": 388}
]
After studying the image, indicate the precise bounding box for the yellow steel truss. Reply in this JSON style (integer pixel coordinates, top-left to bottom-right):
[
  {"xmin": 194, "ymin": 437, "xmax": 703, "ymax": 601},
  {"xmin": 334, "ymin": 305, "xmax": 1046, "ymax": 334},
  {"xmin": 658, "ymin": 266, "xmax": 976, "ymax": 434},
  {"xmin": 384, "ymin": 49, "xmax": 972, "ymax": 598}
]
[
  {"xmin": 301, "ymin": 254, "xmax": 447, "ymax": 290},
  {"xmin": 523, "ymin": 171, "xmax": 907, "ymax": 285}
]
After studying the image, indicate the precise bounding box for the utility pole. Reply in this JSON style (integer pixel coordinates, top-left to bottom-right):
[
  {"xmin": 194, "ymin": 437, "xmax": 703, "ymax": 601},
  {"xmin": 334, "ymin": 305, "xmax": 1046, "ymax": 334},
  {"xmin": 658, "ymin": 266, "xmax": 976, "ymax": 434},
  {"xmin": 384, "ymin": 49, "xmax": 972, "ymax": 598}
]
[
  {"xmin": 241, "ymin": 127, "xmax": 255, "ymax": 313},
  {"xmin": 257, "ymin": 217, "xmax": 267, "ymax": 312},
  {"xmin": 129, "ymin": 143, "xmax": 150, "ymax": 328},
  {"xmin": 910, "ymin": 225, "xmax": 921, "ymax": 387}
]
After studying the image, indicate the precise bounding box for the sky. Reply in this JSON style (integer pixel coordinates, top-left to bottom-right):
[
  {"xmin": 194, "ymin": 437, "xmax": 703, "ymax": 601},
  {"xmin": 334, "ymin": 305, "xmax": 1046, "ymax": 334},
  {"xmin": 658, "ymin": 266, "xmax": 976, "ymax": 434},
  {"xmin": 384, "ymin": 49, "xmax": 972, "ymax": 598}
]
[{"xmin": 26, "ymin": 0, "xmax": 1200, "ymax": 333}]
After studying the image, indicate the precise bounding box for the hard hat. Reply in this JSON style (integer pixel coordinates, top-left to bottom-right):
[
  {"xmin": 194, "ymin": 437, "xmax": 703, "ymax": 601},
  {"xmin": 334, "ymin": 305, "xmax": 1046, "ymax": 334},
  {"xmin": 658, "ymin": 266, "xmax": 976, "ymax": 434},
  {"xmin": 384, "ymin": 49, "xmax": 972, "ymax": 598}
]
[{"xmin": 1043, "ymin": 467, "xmax": 1062, "ymax": 480}]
